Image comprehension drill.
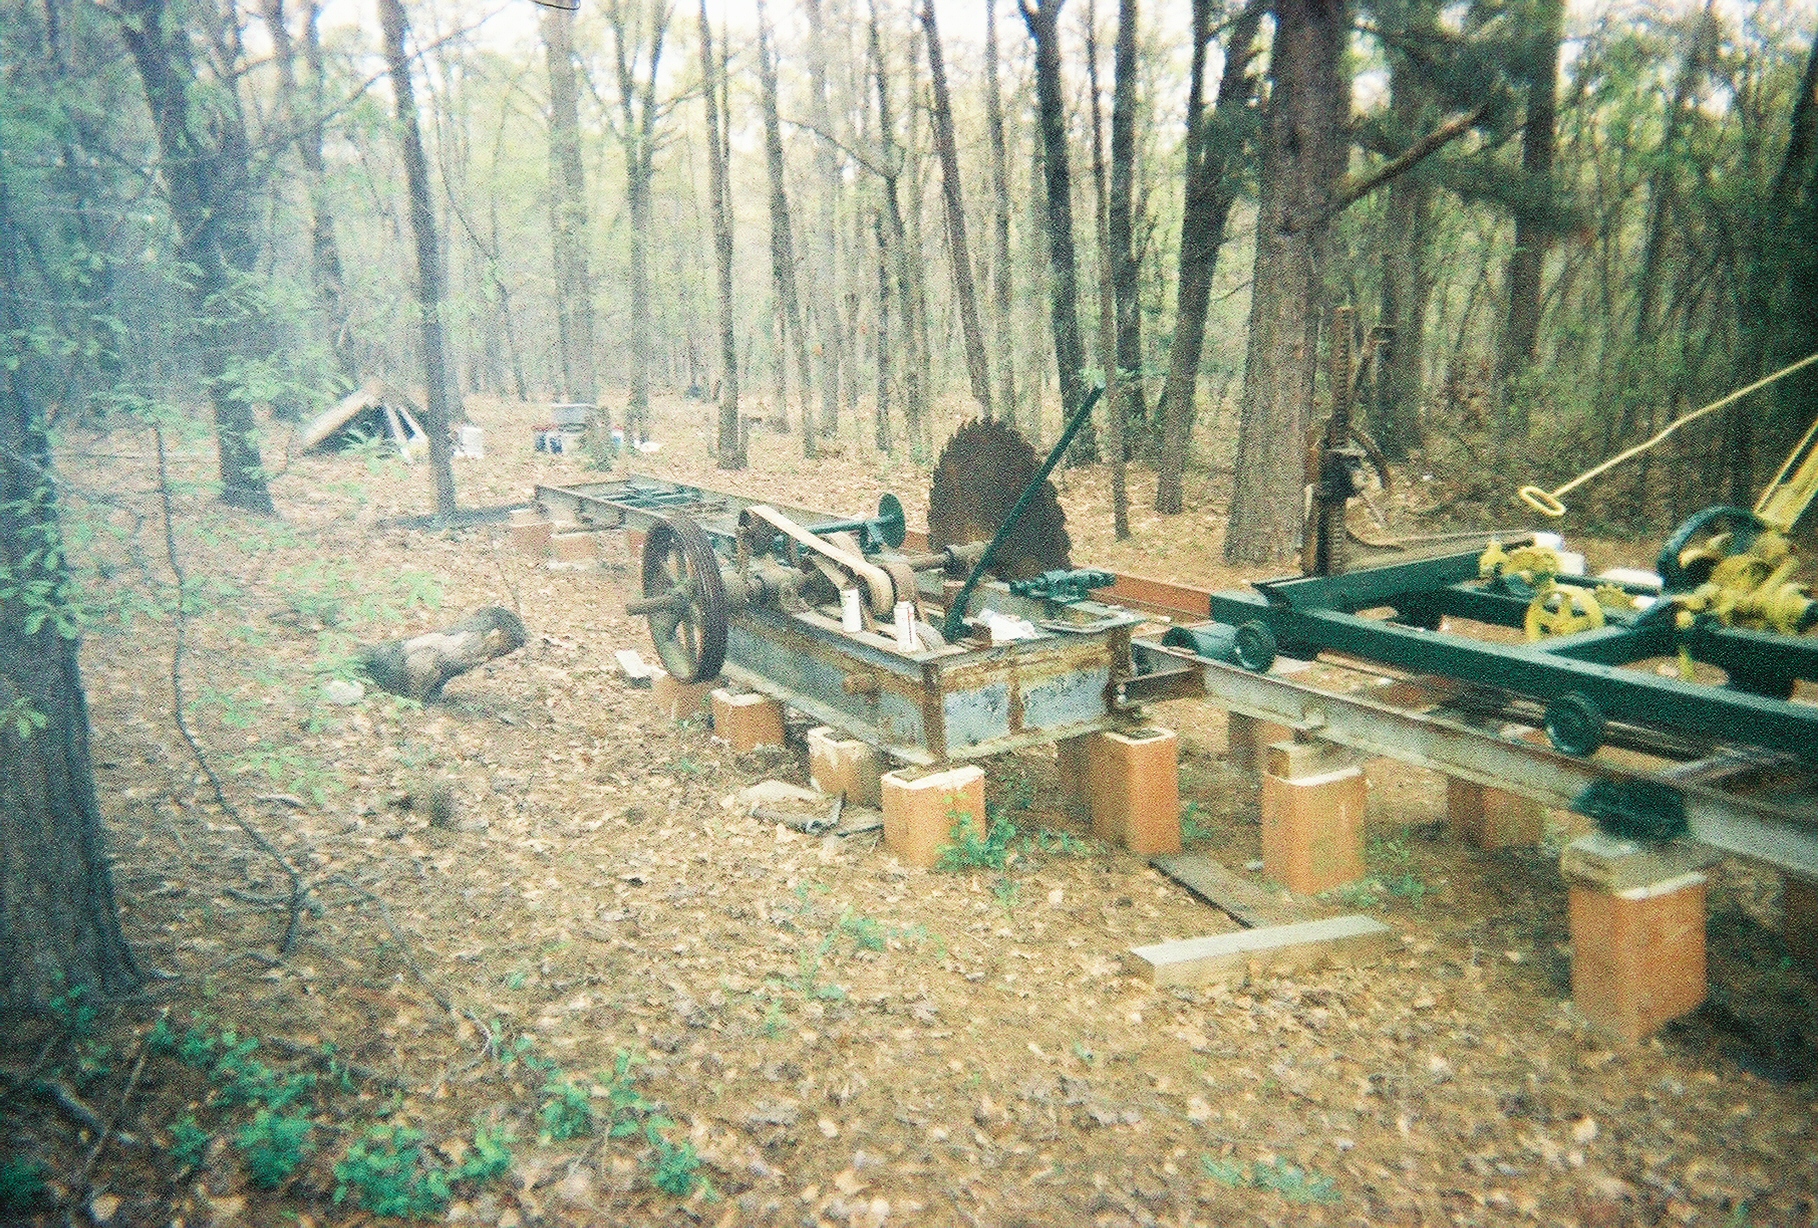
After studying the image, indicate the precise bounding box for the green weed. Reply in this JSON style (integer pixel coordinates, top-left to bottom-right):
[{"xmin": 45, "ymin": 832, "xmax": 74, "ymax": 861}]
[
  {"xmin": 837, "ymin": 909, "xmax": 887, "ymax": 953},
  {"xmin": 1180, "ymin": 800, "xmax": 1217, "ymax": 846},
  {"xmin": 237, "ymin": 1107, "xmax": 314, "ymax": 1188},
  {"xmin": 539, "ymin": 1074, "xmax": 596, "ymax": 1141},
  {"xmin": 0, "ymin": 1157, "xmax": 48, "ymax": 1214},
  {"xmin": 936, "ymin": 808, "xmax": 1017, "ymax": 871},
  {"xmin": 169, "ymin": 1114, "xmax": 211, "ymax": 1169},
  {"xmin": 650, "ymin": 1139, "xmax": 705, "ymax": 1196},
  {"xmin": 1200, "ymin": 1154, "xmax": 1340, "ymax": 1205},
  {"xmin": 333, "ymin": 1125, "xmax": 451, "ymax": 1219}
]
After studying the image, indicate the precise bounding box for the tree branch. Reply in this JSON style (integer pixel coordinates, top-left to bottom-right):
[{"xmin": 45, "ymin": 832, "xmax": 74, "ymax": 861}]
[{"xmin": 1328, "ymin": 102, "xmax": 1489, "ymax": 220}]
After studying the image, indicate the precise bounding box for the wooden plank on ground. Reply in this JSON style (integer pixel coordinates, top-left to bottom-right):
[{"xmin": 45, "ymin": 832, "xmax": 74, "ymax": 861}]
[
  {"xmin": 1150, "ymin": 851, "xmax": 1314, "ymax": 929},
  {"xmin": 1129, "ymin": 915, "xmax": 1395, "ymax": 987}
]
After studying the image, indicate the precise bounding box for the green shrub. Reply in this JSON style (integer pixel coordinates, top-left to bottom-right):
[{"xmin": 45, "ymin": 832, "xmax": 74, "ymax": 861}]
[
  {"xmin": 333, "ymin": 1125, "xmax": 450, "ymax": 1219},
  {"xmin": 650, "ymin": 1139, "xmax": 704, "ymax": 1196},
  {"xmin": 0, "ymin": 1157, "xmax": 48, "ymax": 1213},
  {"xmin": 936, "ymin": 809, "xmax": 1017, "ymax": 871},
  {"xmin": 237, "ymin": 1108, "xmax": 314, "ymax": 1188},
  {"xmin": 539, "ymin": 1074, "xmax": 596, "ymax": 1141},
  {"xmin": 169, "ymin": 1114, "xmax": 211, "ymax": 1169}
]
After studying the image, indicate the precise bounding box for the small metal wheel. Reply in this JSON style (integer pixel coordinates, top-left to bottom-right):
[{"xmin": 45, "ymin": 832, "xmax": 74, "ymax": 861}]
[
  {"xmin": 1232, "ymin": 620, "xmax": 1278, "ymax": 673},
  {"xmin": 1543, "ymin": 691, "xmax": 1605, "ymax": 757},
  {"xmin": 1523, "ymin": 583, "xmax": 1606, "ymax": 640},
  {"xmin": 629, "ymin": 514, "xmax": 728, "ymax": 682}
]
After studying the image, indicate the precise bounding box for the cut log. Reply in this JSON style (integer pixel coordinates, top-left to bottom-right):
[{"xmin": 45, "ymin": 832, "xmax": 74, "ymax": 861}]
[
  {"xmin": 1128, "ymin": 915, "xmax": 1395, "ymax": 987},
  {"xmin": 360, "ymin": 607, "xmax": 527, "ymax": 701}
]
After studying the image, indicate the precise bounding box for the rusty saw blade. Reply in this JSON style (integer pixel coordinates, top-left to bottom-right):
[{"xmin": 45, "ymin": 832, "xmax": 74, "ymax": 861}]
[{"xmin": 928, "ymin": 419, "xmax": 1072, "ymax": 581}]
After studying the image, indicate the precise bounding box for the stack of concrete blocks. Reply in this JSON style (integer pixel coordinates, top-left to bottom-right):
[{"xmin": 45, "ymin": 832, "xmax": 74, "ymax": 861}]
[
  {"xmin": 880, "ymin": 765, "xmax": 987, "ymax": 868},
  {"xmin": 1258, "ymin": 739, "xmax": 1368, "ymax": 895},
  {"xmin": 1561, "ymin": 833, "xmax": 1715, "ymax": 1040},
  {"xmin": 1056, "ymin": 727, "xmax": 1183, "ymax": 857},
  {"xmin": 807, "ymin": 727, "xmax": 883, "ymax": 808},
  {"xmin": 504, "ymin": 505, "xmax": 630, "ymax": 570},
  {"xmin": 710, "ymin": 689, "xmax": 786, "ymax": 751}
]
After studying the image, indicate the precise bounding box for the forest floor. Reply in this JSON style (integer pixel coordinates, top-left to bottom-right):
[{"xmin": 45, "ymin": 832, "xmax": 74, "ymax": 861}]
[{"xmin": 5, "ymin": 392, "xmax": 1818, "ymax": 1228}]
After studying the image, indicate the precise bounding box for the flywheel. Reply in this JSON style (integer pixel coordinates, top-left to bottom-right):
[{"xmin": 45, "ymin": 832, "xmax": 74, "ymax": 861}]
[
  {"xmin": 632, "ymin": 514, "xmax": 728, "ymax": 682},
  {"xmin": 928, "ymin": 419, "xmax": 1072, "ymax": 581}
]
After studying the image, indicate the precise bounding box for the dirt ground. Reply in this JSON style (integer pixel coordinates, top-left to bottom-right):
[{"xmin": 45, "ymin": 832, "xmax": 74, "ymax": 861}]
[{"xmin": 5, "ymin": 392, "xmax": 1817, "ymax": 1228}]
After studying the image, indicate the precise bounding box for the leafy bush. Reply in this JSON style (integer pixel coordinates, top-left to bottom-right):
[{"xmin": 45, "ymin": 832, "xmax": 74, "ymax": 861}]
[
  {"xmin": 1201, "ymin": 1154, "xmax": 1340, "ymax": 1205},
  {"xmin": 0, "ymin": 1157, "xmax": 48, "ymax": 1214},
  {"xmin": 650, "ymin": 1139, "xmax": 704, "ymax": 1197},
  {"xmin": 539, "ymin": 1074, "xmax": 596, "ymax": 1141},
  {"xmin": 936, "ymin": 809, "xmax": 1017, "ymax": 871},
  {"xmin": 334, "ymin": 1125, "xmax": 449, "ymax": 1219},
  {"xmin": 169, "ymin": 1114, "xmax": 211, "ymax": 1169},
  {"xmin": 237, "ymin": 1108, "xmax": 314, "ymax": 1188}
]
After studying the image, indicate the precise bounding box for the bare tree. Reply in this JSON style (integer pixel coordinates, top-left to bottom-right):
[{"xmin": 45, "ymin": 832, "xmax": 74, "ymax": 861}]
[
  {"xmin": 543, "ymin": 2, "xmax": 597, "ymax": 405},
  {"xmin": 804, "ymin": 0, "xmax": 847, "ymax": 437},
  {"xmin": 1154, "ymin": 0, "xmax": 1261, "ymax": 513},
  {"xmin": 1106, "ymin": 0, "xmax": 1142, "ymax": 441},
  {"xmin": 607, "ymin": 0, "xmax": 671, "ymax": 444},
  {"xmin": 699, "ymin": 0, "xmax": 742, "ymax": 468},
  {"xmin": 923, "ymin": 0, "xmax": 993, "ymax": 419},
  {"xmin": 1225, "ymin": 0, "xmax": 1348, "ymax": 563},
  {"xmin": 868, "ymin": 3, "xmax": 927, "ymax": 449},
  {"xmin": 1085, "ymin": 0, "xmax": 1129, "ymax": 538},
  {"xmin": 984, "ymin": 0, "xmax": 1018, "ymax": 427},
  {"xmin": 1020, "ymin": 0, "xmax": 1094, "ymax": 460},
  {"xmin": 1495, "ymin": 0, "xmax": 1563, "ymax": 431},
  {"xmin": 757, "ymin": 0, "xmax": 817, "ymax": 457},
  {"xmin": 115, "ymin": 0, "xmax": 276, "ymax": 514},
  {"xmin": 379, "ymin": 0, "xmax": 457, "ymax": 518}
]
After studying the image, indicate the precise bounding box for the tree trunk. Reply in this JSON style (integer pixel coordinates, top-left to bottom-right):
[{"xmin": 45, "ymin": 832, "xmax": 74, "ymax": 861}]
[
  {"xmin": 869, "ymin": 6, "xmax": 926, "ymax": 451},
  {"xmin": 379, "ymin": 0, "xmax": 457, "ymax": 518},
  {"xmin": 1085, "ymin": 0, "xmax": 1129, "ymax": 539},
  {"xmin": 984, "ymin": 0, "xmax": 1018, "ymax": 428},
  {"xmin": 923, "ymin": 0, "xmax": 993, "ymax": 419},
  {"xmin": 0, "ymin": 171, "xmax": 139, "ymax": 1013},
  {"xmin": 1020, "ymin": 0, "xmax": 1094, "ymax": 462},
  {"xmin": 116, "ymin": 0, "xmax": 276, "ymax": 514},
  {"xmin": 804, "ymin": 0, "xmax": 846, "ymax": 438},
  {"xmin": 544, "ymin": 3, "xmax": 597, "ymax": 406},
  {"xmin": 1225, "ymin": 0, "xmax": 1347, "ymax": 565},
  {"xmin": 758, "ymin": 1, "xmax": 817, "ymax": 459},
  {"xmin": 609, "ymin": 1, "xmax": 669, "ymax": 445},
  {"xmin": 699, "ymin": 0, "xmax": 742, "ymax": 469},
  {"xmin": 1154, "ymin": 0, "xmax": 1261, "ymax": 514},
  {"xmin": 1494, "ymin": 0, "xmax": 1563, "ymax": 434},
  {"xmin": 1106, "ymin": 0, "xmax": 1143, "ymax": 445}
]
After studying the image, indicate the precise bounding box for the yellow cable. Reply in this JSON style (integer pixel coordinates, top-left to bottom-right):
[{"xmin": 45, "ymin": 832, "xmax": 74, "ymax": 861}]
[{"xmin": 1517, "ymin": 348, "xmax": 1818, "ymax": 518}]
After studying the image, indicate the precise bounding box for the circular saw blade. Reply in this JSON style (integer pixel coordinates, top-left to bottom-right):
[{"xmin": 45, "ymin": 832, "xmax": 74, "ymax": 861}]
[{"xmin": 928, "ymin": 419, "xmax": 1072, "ymax": 581}]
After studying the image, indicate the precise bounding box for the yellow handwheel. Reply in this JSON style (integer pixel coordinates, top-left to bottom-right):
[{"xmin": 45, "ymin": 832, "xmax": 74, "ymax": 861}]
[{"xmin": 1524, "ymin": 583, "xmax": 1606, "ymax": 640}]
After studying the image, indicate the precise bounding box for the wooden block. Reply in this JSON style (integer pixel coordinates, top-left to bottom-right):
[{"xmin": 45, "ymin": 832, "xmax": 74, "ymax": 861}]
[
  {"xmin": 1784, "ymin": 875, "xmax": 1818, "ymax": 976},
  {"xmin": 881, "ymin": 765, "xmax": 986, "ymax": 869},
  {"xmin": 1130, "ymin": 915, "xmax": 1395, "ymax": 987},
  {"xmin": 1260, "ymin": 766, "xmax": 1367, "ymax": 895},
  {"xmin": 1569, "ymin": 874, "xmax": 1708, "ymax": 1041},
  {"xmin": 650, "ymin": 668, "xmax": 714, "ymax": 720},
  {"xmin": 807, "ymin": 726, "xmax": 883, "ymax": 808},
  {"xmin": 1446, "ymin": 779, "xmax": 1544, "ymax": 849},
  {"xmin": 1083, "ymin": 727, "xmax": 1181, "ymax": 856},
  {"xmin": 711, "ymin": 689, "xmax": 786, "ymax": 751},
  {"xmin": 1560, "ymin": 833, "xmax": 1719, "ymax": 893},
  {"xmin": 550, "ymin": 530, "xmax": 597, "ymax": 563},
  {"xmin": 1150, "ymin": 851, "xmax": 1312, "ymax": 929},
  {"xmin": 1226, "ymin": 713, "xmax": 1294, "ymax": 776}
]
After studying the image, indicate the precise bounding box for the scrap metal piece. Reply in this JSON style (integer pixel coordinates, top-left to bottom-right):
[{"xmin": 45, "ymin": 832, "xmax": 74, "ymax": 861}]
[{"xmin": 928, "ymin": 419, "xmax": 1073, "ymax": 582}]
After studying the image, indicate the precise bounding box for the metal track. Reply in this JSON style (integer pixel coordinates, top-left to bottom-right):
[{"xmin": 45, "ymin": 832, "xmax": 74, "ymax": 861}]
[{"xmin": 1131, "ymin": 638, "xmax": 1818, "ymax": 879}]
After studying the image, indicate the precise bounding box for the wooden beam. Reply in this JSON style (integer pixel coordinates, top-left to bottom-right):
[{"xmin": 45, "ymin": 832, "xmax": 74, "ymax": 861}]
[
  {"xmin": 1129, "ymin": 915, "xmax": 1394, "ymax": 986},
  {"xmin": 1150, "ymin": 851, "xmax": 1312, "ymax": 929}
]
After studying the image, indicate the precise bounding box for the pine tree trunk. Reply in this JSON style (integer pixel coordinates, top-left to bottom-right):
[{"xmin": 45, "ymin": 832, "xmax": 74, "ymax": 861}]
[
  {"xmin": 759, "ymin": 1, "xmax": 817, "ymax": 459},
  {"xmin": 874, "ymin": 210, "xmax": 893, "ymax": 453},
  {"xmin": 984, "ymin": 0, "xmax": 1018, "ymax": 428},
  {"xmin": 1107, "ymin": 0, "xmax": 1143, "ymax": 447},
  {"xmin": 544, "ymin": 3, "xmax": 597, "ymax": 406},
  {"xmin": 1086, "ymin": 1, "xmax": 1130, "ymax": 540},
  {"xmin": 1495, "ymin": 0, "xmax": 1562, "ymax": 435},
  {"xmin": 700, "ymin": 0, "xmax": 742, "ymax": 469},
  {"xmin": 1372, "ymin": 7, "xmax": 1437, "ymax": 461},
  {"xmin": 1154, "ymin": 0, "xmax": 1260, "ymax": 514},
  {"xmin": 923, "ymin": 0, "xmax": 993, "ymax": 419},
  {"xmin": 0, "ymin": 174, "xmax": 139, "ymax": 1012},
  {"xmin": 380, "ymin": 0, "xmax": 457, "ymax": 518},
  {"xmin": 870, "ymin": 9, "xmax": 926, "ymax": 451},
  {"xmin": 1225, "ymin": 0, "xmax": 1347, "ymax": 565},
  {"xmin": 116, "ymin": 0, "xmax": 276, "ymax": 515},
  {"xmin": 1020, "ymin": 0, "xmax": 1094, "ymax": 462},
  {"xmin": 609, "ymin": 4, "xmax": 668, "ymax": 444},
  {"xmin": 804, "ymin": 0, "xmax": 846, "ymax": 438}
]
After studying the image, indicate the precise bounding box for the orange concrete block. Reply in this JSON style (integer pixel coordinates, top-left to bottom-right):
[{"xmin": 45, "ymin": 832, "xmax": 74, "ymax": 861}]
[
  {"xmin": 508, "ymin": 509, "xmax": 553, "ymax": 558},
  {"xmin": 881, "ymin": 765, "xmax": 986, "ymax": 869},
  {"xmin": 1260, "ymin": 766, "xmax": 1367, "ymax": 895},
  {"xmin": 1227, "ymin": 712, "xmax": 1295, "ymax": 776},
  {"xmin": 1080, "ymin": 727, "xmax": 1182, "ymax": 856},
  {"xmin": 1446, "ymin": 779, "xmax": 1544, "ymax": 849},
  {"xmin": 650, "ymin": 668, "xmax": 714, "ymax": 720},
  {"xmin": 1568, "ymin": 874, "xmax": 1707, "ymax": 1041},
  {"xmin": 550, "ymin": 530, "xmax": 598, "ymax": 563},
  {"xmin": 711, "ymin": 689, "xmax": 786, "ymax": 751},
  {"xmin": 807, "ymin": 726, "xmax": 882, "ymax": 808},
  {"xmin": 1782, "ymin": 875, "xmax": 1818, "ymax": 977}
]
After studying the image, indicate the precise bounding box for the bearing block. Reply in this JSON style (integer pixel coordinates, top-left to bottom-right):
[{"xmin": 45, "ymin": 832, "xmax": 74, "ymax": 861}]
[
  {"xmin": 1563, "ymin": 834, "xmax": 1708, "ymax": 1040},
  {"xmin": 1260, "ymin": 749, "xmax": 1367, "ymax": 895},
  {"xmin": 881, "ymin": 764, "xmax": 986, "ymax": 869},
  {"xmin": 711, "ymin": 689, "xmax": 786, "ymax": 751},
  {"xmin": 1446, "ymin": 779, "xmax": 1544, "ymax": 849},
  {"xmin": 1064, "ymin": 727, "xmax": 1182, "ymax": 856},
  {"xmin": 807, "ymin": 726, "xmax": 882, "ymax": 808}
]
